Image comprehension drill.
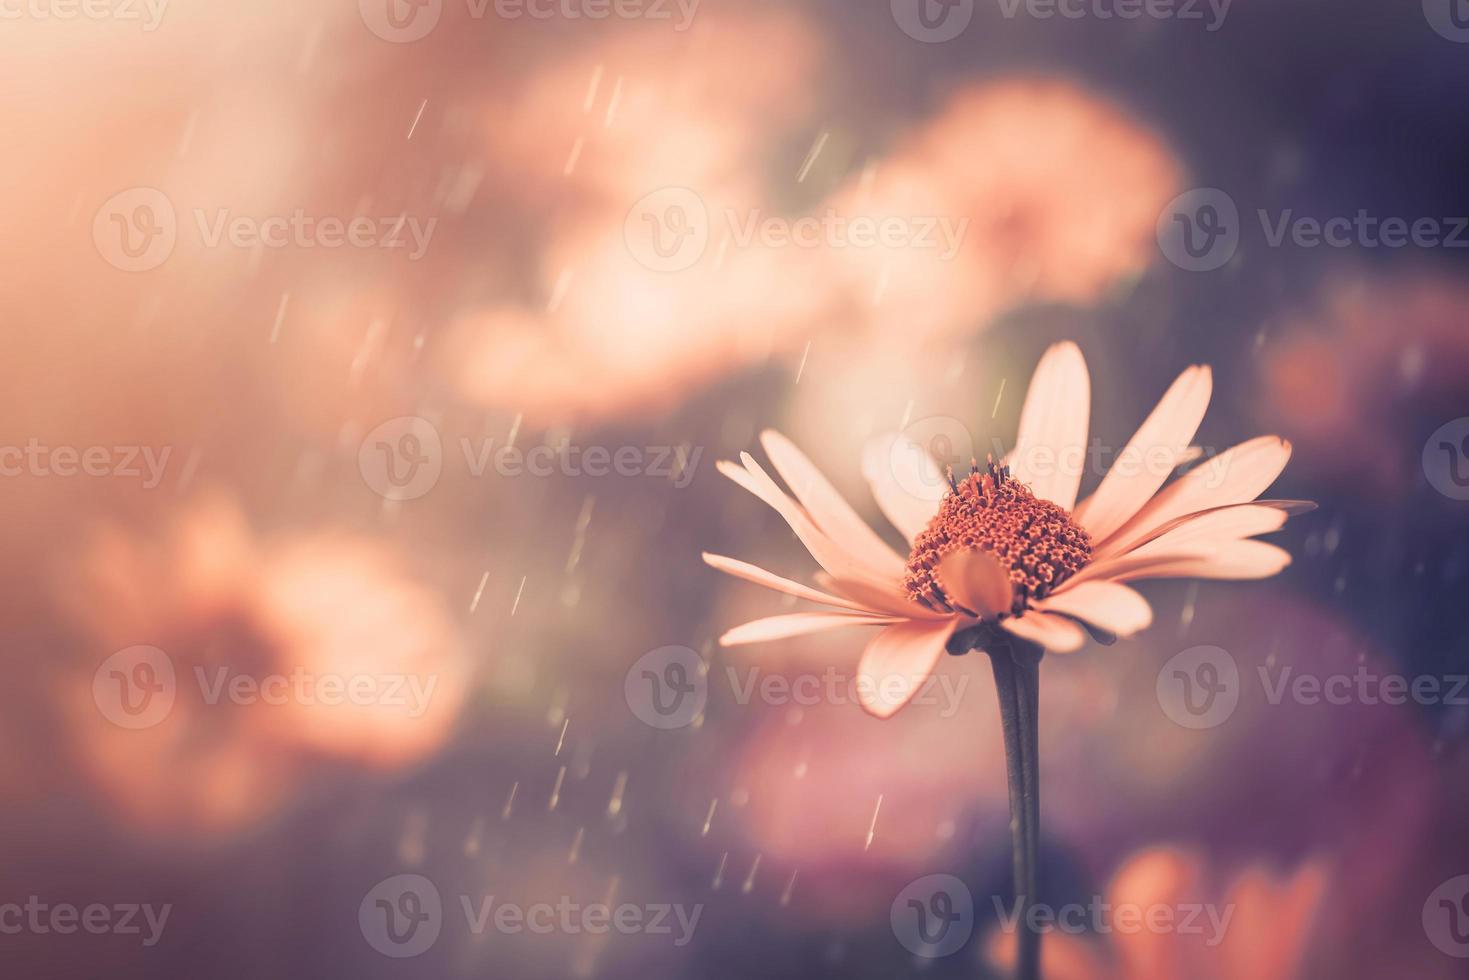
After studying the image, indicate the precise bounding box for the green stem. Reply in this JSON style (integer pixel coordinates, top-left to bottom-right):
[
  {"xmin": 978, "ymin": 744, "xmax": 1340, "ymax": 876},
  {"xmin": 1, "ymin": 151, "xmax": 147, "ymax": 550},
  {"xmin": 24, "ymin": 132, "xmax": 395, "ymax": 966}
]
[{"xmin": 986, "ymin": 638, "xmax": 1044, "ymax": 980}]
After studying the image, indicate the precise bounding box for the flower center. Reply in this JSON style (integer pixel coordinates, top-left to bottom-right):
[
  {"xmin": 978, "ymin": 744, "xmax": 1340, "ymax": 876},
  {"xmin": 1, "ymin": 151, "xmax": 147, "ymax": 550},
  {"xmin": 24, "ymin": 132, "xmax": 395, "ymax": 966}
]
[{"xmin": 903, "ymin": 458, "xmax": 1093, "ymax": 616}]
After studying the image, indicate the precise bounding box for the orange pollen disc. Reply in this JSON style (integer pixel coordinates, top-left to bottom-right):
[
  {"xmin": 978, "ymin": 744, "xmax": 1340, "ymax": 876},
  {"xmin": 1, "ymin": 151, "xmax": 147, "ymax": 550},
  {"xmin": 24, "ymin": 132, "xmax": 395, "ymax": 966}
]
[{"xmin": 903, "ymin": 458, "xmax": 1093, "ymax": 616}]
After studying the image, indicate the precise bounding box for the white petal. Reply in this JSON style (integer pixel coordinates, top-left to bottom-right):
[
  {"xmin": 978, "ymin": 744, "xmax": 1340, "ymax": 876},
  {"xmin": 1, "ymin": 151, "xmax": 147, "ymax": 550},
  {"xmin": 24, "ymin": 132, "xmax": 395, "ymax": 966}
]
[
  {"xmin": 861, "ymin": 433, "xmax": 945, "ymax": 543},
  {"xmin": 1096, "ymin": 437, "xmax": 1293, "ymax": 560},
  {"xmin": 827, "ymin": 577, "xmax": 952, "ymax": 620},
  {"xmin": 720, "ymin": 612, "xmax": 900, "ymax": 647},
  {"xmin": 719, "ymin": 456, "xmax": 893, "ymax": 589},
  {"xmin": 856, "ymin": 618, "xmax": 958, "ymax": 718},
  {"xmin": 759, "ymin": 430, "xmax": 906, "ymax": 578},
  {"xmin": 1073, "ymin": 540, "xmax": 1292, "ymax": 585},
  {"xmin": 1036, "ymin": 581, "xmax": 1153, "ymax": 636},
  {"xmin": 1001, "ymin": 610, "xmax": 1086, "ymax": 652},
  {"xmin": 702, "ymin": 553, "xmax": 872, "ymax": 612},
  {"xmin": 1125, "ymin": 503, "xmax": 1293, "ymax": 559},
  {"xmin": 1008, "ymin": 342, "xmax": 1091, "ymax": 510},
  {"xmin": 1073, "ymin": 365, "xmax": 1212, "ymax": 541}
]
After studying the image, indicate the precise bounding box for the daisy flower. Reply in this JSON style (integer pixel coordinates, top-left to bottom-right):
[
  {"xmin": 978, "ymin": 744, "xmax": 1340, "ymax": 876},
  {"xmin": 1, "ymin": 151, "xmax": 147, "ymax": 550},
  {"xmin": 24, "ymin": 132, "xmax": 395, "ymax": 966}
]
[
  {"xmin": 705, "ymin": 341, "xmax": 1310, "ymax": 718},
  {"xmin": 705, "ymin": 340, "xmax": 1310, "ymax": 979}
]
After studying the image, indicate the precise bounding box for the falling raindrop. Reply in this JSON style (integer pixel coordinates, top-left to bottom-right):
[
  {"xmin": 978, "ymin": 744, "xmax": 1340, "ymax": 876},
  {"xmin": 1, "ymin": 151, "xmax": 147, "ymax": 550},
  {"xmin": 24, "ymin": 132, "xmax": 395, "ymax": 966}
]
[
  {"xmin": 269, "ymin": 292, "xmax": 289, "ymax": 344},
  {"xmin": 712, "ymin": 852, "xmax": 728, "ymax": 889},
  {"xmin": 865, "ymin": 795, "xmax": 883, "ymax": 851},
  {"xmin": 549, "ymin": 766, "xmax": 567, "ymax": 812},
  {"xmin": 779, "ymin": 870, "xmax": 799, "ymax": 907},
  {"xmin": 566, "ymin": 497, "xmax": 595, "ymax": 573},
  {"xmin": 469, "ymin": 571, "xmax": 489, "ymax": 612},
  {"xmin": 511, "ymin": 575, "xmax": 528, "ymax": 616},
  {"xmin": 398, "ymin": 809, "xmax": 428, "ymax": 866},
  {"xmin": 603, "ymin": 75, "xmax": 624, "ymax": 128},
  {"xmin": 562, "ymin": 138, "xmax": 586, "ymax": 178},
  {"xmin": 1179, "ymin": 582, "xmax": 1199, "ymax": 634},
  {"xmin": 607, "ymin": 771, "xmax": 628, "ymax": 818},
  {"xmin": 741, "ymin": 854, "xmax": 762, "ymax": 894},
  {"xmin": 406, "ymin": 99, "xmax": 428, "ymax": 140},
  {"xmin": 464, "ymin": 815, "xmax": 485, "ymax": 857},
  {"xmin": 796, "ymin": 131, "xmax": 829, "ymax": 183},
  {"xmin": 582, "ymin": 64, "xmax": 603, "ymax": 111}
]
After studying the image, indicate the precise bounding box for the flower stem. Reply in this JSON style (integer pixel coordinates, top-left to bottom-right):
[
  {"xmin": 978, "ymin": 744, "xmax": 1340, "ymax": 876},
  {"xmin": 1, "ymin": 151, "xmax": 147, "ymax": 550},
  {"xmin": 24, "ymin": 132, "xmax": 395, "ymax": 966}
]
[{"xmin": 986, "ymin": 638, "xmax": 1044, "ymax": 980}]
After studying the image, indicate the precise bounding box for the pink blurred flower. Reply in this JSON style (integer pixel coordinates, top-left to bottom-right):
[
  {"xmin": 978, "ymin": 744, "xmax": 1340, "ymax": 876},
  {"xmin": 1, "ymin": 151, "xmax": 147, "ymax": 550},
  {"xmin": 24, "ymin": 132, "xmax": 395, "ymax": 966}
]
[
  {"xmin": 58, "ymin": 493, "xmax": 470, "ymax": 835},
  {"xmin": 826, "ymin": 77, "xmax": 1182, "ymax": 343},
  {"xmin": 989, "ymin": 847, "xmax": 1328, "ymax": 980},
  {"xmin": 1262, "ymin": 273, "xmax": 1469, "ymax": 495}
]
